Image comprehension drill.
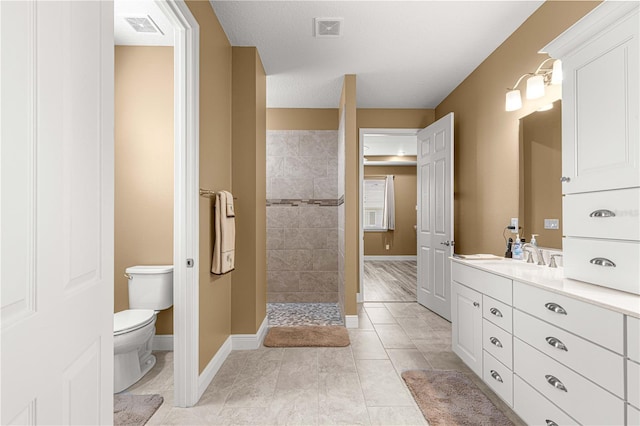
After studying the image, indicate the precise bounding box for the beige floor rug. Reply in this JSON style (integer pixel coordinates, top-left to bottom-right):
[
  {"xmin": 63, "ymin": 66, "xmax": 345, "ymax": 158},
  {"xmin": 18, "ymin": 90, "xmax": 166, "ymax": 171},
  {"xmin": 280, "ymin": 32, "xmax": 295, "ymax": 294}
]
[
  {"xmin": 114, "ymin": 394, "xmax": 163, "ymax": 426},
  {"xmin": 402, "ymin": 370, "xmax": 513, "ymax": 426},
  {"xmin": 263, "ymin": 326, "xmax": 350, "ymax": 347}
]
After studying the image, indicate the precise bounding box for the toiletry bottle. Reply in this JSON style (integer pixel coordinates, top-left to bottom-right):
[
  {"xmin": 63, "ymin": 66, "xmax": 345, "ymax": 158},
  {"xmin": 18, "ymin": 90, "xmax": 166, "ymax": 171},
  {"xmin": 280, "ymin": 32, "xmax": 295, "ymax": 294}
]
[
  {"xmin": 513, "ymin": 234, "xmax": 523, "ymax": 260},
  {"xmin": 531, "ymin": 234, "xmax": 539, "ymax": 247},
  {"xmin": 505, "ymin": 238, "xmax": 513, "ymax": 258}
]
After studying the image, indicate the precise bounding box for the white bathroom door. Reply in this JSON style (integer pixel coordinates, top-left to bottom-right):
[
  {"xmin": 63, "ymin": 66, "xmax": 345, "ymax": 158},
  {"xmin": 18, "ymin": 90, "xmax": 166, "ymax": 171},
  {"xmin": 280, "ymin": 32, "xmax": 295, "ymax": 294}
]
[
  {"xmin": 1, "ymin": 1, "xmax": 114, "ymax": 424},
  {"xmin": 416, "ymin": 113, "xmax": 454, "ymax": 321}
]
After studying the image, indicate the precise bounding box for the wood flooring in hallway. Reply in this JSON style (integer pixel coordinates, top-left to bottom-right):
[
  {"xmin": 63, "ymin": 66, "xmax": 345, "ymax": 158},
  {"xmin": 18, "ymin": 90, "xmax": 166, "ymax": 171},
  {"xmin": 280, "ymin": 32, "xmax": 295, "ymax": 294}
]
[{"xmin": 363, "ymin": 260, "xmax": 417, "ymax": 302}]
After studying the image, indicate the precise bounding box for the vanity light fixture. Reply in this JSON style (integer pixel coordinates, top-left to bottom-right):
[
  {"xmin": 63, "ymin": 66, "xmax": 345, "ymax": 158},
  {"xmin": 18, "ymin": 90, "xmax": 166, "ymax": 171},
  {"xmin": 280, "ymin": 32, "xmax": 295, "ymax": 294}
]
[{"xmin": 505, "ymin": 58, "xmax": 562, "ymax": 112}]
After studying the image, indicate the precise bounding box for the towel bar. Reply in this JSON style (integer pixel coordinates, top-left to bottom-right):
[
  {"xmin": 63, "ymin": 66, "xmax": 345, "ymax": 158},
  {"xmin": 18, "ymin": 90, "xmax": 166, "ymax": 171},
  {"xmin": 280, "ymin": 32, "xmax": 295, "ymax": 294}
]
[{"xmin": 199, "ymin": 188, "xmax": 237, "ymax": 199}]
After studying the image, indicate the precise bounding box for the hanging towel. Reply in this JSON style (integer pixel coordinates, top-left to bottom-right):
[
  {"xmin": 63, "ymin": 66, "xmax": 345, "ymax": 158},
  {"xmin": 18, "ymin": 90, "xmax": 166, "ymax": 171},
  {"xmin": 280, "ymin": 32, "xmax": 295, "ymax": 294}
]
[{"xmin": 212, "ymin": 191, "xmax": 236, "ymax": 274}]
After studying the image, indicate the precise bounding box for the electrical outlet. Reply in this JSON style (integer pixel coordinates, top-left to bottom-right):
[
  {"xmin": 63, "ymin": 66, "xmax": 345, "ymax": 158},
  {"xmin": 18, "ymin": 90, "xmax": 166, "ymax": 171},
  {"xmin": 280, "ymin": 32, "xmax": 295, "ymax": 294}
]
[
  {"xmin": 510, "ymin": 218, "xmax": 519, "ymax": 233},
  {"xmin": 544, "ymin": 219, "xmax": 560, "ymax": 230},
  {"xmin": 385, "ymin": 244, "xmax": 390, "ymax": 250}
]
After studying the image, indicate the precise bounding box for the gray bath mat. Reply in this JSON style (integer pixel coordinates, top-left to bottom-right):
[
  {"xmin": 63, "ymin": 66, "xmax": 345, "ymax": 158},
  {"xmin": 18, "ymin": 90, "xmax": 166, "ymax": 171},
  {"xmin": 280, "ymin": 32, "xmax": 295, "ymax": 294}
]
[{"xmin": 114, "ymin": 394, "xmax": 163, "ymax": 426}]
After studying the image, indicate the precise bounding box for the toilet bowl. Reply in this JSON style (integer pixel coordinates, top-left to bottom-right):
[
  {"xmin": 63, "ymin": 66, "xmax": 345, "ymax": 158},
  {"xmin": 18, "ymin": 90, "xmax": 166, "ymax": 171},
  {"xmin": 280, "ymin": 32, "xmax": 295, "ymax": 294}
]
[{"xmin": 114, "ymin": 265, "xmax": 173, "ymax": 393}]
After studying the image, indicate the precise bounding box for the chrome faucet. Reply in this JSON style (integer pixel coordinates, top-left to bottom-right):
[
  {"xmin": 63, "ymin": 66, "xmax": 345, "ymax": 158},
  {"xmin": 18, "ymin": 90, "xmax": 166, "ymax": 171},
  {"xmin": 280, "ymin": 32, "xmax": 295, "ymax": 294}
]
[{"xmin": 522, "ymin": 243, "xmax": 546, "ymax": 266}]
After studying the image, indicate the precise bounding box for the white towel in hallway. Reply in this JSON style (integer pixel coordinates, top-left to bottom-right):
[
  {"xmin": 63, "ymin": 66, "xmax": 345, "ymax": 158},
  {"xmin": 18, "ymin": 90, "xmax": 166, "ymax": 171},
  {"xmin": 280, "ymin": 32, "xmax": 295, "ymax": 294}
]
[{"xmin": 211, "ymin": 190, "xmax": 235, "ymax": 274}]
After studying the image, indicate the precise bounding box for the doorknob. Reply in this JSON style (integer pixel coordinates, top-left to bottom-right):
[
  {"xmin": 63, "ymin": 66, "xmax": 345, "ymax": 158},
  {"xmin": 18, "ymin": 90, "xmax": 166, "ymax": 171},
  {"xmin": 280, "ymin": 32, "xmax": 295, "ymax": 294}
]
[{"xmin": 440, "ymin": 241, "xmax": 455, "ymax": 246}]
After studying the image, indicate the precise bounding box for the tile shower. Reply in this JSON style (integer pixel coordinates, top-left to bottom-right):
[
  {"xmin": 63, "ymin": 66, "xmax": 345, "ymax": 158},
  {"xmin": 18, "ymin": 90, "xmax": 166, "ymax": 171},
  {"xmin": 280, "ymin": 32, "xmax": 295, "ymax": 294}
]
[{"xmin": 266, "ymin": 130, "xmax": 341, "ymax": 304}]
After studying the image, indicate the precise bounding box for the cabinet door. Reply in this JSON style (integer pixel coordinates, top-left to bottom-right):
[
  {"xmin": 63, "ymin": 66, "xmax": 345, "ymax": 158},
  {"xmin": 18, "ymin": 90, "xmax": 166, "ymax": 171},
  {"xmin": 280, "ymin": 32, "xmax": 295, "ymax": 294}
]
[
  {"xmin": 452, "ymin": 282, "xmax": 482, "ymax": 375},
  {"xmin": 561, "ymin": 10, "xmax": 639, "ymax": 194}
]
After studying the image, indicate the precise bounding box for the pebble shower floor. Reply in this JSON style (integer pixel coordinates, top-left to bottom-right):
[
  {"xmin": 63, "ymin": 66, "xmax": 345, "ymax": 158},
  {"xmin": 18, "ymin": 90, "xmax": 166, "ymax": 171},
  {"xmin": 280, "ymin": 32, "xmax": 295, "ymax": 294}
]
[{"xmin": 267, "ymin": 303, "xmax": 344, "ymax": 326}]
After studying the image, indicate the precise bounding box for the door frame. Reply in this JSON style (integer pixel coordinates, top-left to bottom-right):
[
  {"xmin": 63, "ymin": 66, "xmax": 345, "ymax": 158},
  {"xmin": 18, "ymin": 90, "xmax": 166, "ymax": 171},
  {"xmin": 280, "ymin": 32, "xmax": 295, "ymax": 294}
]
[
  {"xmin": 154, "ymin": 0, "xmax": 199, "ymax": 408},
  {"xmin": 358, "ymin": 128, "xmax": 419, "ymax": 302}
]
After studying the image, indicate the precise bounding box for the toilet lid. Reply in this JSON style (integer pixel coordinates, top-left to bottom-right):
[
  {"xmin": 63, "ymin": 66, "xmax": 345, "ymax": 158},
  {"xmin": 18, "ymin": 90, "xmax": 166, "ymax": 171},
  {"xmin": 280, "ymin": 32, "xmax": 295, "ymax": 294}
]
[{"xmin": 114, "ymin": 309, "xmax": 155, "ymax": 335}]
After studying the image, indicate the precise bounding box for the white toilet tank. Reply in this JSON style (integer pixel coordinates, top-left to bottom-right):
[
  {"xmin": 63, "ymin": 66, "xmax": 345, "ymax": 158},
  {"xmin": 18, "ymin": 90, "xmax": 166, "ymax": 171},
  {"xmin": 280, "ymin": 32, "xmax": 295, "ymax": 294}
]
[{"xmin": 126, "ymin": 265, "xmax": 173, "ymax": 310}]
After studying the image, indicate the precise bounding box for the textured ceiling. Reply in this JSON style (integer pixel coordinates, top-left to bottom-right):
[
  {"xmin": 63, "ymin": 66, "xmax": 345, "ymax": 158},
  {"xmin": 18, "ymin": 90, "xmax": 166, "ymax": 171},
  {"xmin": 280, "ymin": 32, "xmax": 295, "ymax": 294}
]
[{"xmin": 210, "ymin": 1, "xmax": 543, "ymax": 108}]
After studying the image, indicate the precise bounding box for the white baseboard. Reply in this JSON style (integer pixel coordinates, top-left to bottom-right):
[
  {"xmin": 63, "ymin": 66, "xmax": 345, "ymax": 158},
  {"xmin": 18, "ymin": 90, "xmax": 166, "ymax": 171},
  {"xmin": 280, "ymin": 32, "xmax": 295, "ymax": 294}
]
[
  {"xmin": 231, "ymin": 316, "xmax": 268, "ymax": 350},
  {"xmin": 197, "ymin": 336, "xmax": 232, "ymax": 400},
  {"xmin": 152, "ymin": 335, "xmax": 174, "ymax": 351},
  {"xmin": 364, "ymin": 255, "xmax": 417, "ymax": 261},
  {"xmin": 356, "ymin": 292, "xmax": 363, "ymax": 303},
  {"xmin": 345, "ymin": 315, "xmax": 359, "ymax": 329}
]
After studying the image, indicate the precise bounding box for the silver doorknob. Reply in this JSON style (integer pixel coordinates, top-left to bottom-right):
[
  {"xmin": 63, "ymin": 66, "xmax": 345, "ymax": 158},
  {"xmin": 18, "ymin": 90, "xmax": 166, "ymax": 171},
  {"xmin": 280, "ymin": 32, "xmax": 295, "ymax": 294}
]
[
  {"xmin": 440, "ymin": 240, "xmax": 455, "ymax": 246},
  {"xmin": 560, "ymin": 176, "xmax": 571, "ymax": 182}
]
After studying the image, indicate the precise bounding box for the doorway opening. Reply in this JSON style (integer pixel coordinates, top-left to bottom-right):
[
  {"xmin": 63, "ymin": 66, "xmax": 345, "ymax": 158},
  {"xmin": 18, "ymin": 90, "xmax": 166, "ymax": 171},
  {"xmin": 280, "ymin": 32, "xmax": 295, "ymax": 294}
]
[
  {"xmin": 114, "ymin": 0, "xmax": 199, "ymax": 407},
  {"xmin": 358, "ymin": 129, "xmax": 419, "ymax": 303}
]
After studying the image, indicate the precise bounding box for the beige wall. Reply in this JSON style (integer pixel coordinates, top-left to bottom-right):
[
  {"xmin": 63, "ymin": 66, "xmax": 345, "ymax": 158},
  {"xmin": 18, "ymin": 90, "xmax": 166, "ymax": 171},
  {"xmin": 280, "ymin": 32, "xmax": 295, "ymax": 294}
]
[
  {"xmin": 114, "ymin": 46, "xmax": 174, "ymax": 335},
  {"xmin": 340, "ymin": 75, "xmax": 358, "ymax": 316},
  {"xmin": 357, "ymin": 109, "xmax": 435, "ymax": 130},
  {"xmin": 363, "ymin": 166, "xmax": 417, "ymax": 256},
  {"xmin": 267, "ymin": 108, "xmax": 338, "ymax": 130},
  {"xmin": 435, "ymin": 1, "xmax": 599, "ymax": 255},
  {"xmin": 187, "ymin": 0, "xmax": 233, "ymax": 374},
  {"xmin": 231, "ymin": 47, "xmax": 267, "ymax": 334},
  {"xmin": 521, "ymin": 100, "xmax": 562, "ymax": 249}
]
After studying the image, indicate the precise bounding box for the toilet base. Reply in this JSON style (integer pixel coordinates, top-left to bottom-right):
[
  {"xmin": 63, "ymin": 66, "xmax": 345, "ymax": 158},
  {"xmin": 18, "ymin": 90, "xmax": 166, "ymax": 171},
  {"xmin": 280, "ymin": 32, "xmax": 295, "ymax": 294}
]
[{"xmin": 114, "ymin": 322, "xmax": 156, "ymax": 393}]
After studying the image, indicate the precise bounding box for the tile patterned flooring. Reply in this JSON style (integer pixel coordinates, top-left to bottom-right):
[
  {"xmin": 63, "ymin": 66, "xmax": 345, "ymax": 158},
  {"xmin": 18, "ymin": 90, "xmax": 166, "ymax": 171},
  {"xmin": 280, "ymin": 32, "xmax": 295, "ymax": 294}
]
[
  {"xmin": 267, "ymin": 303, "xmax": 344, "ymax": 326},
  {"xmin": 363, "ymin": 261, "xmax": 417, "ymax": 302},
  {"xmin": 125, "ymin": 302, "xmax": 524, "ymax": 425}
]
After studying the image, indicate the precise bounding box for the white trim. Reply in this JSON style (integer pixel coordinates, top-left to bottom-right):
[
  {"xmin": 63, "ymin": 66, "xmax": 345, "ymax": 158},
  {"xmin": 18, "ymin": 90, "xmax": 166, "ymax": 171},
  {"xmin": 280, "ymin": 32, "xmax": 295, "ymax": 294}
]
[
  {"xmin": 345, "ymin": 315, "xmax": 359, "ymax": 329},
  {"xmin": 231, "ymin": 316, "xmax": 269, "ymax": 350},
  {"xmin": 152, "ymin": 335, "xmax": 174, "ymax": 351},
  {"xmin": 363, "ymin": 255, "xmax": 417, "ymax": 261},
  {"xmin": 155, "ymin": 0, "xmax": 199, "ymax": 408},
  {"xmin": 195, "ymin": 317, "xmax": 268, "ymax": 400},
  {"xmin": 359, "ymin": 128, "xmax": 419, "ymax": 307},
  {"xmin": 364, "ymin": 161, "xmax": 417, "ymax": 166},
  {"xmin": 197, "ymin": 336, "xmax": 232, "ymax": 400},
  {"xmin": 356, "ymin": 293, "xmax": 363, "ymax": 303}
]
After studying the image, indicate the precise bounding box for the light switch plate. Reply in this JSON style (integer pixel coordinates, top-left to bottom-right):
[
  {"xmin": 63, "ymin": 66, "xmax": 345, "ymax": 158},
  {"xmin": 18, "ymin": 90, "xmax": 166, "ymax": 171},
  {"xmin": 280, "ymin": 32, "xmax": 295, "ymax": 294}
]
[
  {"xmin": 510, "ymin": 218, "xmax": 519, "ymax": 233},
  {"xmin": 544, "ymin": 219, "xmax": 560, "ymax": 230}
]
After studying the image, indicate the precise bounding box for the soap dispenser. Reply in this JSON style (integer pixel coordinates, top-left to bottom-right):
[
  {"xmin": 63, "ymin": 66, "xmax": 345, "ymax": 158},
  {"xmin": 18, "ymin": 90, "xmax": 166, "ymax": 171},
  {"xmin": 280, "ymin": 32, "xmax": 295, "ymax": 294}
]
[
  {"xmin": 513, "ymin": 234, "xmax": 523, "ymax": 260},
  {"xmin": 531, "ymin": 234, "xmax": 539, "ymax": 247}
]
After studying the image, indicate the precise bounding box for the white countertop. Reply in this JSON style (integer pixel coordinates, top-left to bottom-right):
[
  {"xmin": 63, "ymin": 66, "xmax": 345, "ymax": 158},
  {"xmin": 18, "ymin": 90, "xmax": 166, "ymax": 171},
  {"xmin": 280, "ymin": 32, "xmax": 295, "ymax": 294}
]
[{"xmin": 451, "ymin": 257, "xmax": 640, "ymax": 318}]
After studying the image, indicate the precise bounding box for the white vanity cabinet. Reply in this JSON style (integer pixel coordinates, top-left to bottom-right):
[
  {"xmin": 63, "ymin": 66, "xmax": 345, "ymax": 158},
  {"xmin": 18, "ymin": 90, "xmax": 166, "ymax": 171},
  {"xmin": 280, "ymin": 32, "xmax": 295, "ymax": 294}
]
[
  {"xmin": 451, "ymin": 259, "xmax": 639, "ymax": 424},
  {"xmin": 544, "ymin": 1, "xmax": 640, "ymax": 295}
]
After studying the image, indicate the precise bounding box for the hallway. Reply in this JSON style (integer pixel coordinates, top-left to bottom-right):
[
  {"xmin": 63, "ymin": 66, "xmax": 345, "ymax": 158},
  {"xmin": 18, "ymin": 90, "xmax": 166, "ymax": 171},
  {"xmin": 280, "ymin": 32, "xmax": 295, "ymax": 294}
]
[
  {"xmin": 363, "ymin": 260, "xmax": 417, "ymax": 302},
  {"xmin": 124, "ymin": 302, "xmax": 522, "ymax": 425}
]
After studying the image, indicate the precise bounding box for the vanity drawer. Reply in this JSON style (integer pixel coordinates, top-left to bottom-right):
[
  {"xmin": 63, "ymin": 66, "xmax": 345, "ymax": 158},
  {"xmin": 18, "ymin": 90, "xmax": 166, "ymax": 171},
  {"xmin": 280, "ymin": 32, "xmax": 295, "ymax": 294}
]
[
  {"xmin": 629, "ymin": 316, "xmax": 640, "ymax": 363},
  {"xmin": 514, "ymin": 375, "xmax": 578, "ymax": 426},
  {"xmin": 513, "ymin": 309, "xmax": 624, "ymax": 397},
  {"xmin": 483, "ymin": 351, "xmax": 513, "ymax": 407},
  {"xmin": 483, "ymin": 319, "xmax": 512, "ymax": 369},
  {"xmin": 513, "ymin": 281, "xmax": 623, "ymax": 354},
  {"xmin": 629, "ymin": 360, "xmax": 640, "ymax": 410},
  {"xmin": 563, "ymin": 237, "xmax": 640, "ymax": 296},
  {"xmin": 482, "ymin": 295, "xmax": 512, "ymax": 333},
  {"xmin": 629, "ymin": 403, "xmax": 640, "ymax": 426},
  {"xmin": 452, "ymin": 263, "xmax": 512, "ymax": 304},
  {"xmin": 563, "ymin": 188, "xmax": 640, "ymax": 240},
  {"xmin": 514, "ymin": 338, "xmax": 624, "ymax": 426}
]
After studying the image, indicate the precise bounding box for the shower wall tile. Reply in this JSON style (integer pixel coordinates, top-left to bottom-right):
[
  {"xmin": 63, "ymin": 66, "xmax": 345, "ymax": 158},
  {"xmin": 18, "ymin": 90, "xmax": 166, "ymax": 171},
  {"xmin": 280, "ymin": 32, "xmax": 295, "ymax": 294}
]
[
  {"xmin": 268, "ymin": 271, "xmax": 300, "ymax": 293},
  {"xmin": 267, "ymin": 228, "xmax": 285, "ymax": 250},
  {"xmin": 266, "ymin": 129, "xmax": 340, "ymax": 303},
  {"xmin": 313, "ymin": 249, "xmax": 339, "ymax": 271},
  {"xmin": 299, "ymin": 272, "xmax": 338, "ymax": 293},
  {"xmin": 299, "ymin": 206, "xmax": 337, "ymax": 228},
  {"xmin": 270, "ymin": 177, "xmax": 314, "ymax": 199},
  {"xmin": 267, "ymin": 207, "xmax": 300, "ymax": 229}
]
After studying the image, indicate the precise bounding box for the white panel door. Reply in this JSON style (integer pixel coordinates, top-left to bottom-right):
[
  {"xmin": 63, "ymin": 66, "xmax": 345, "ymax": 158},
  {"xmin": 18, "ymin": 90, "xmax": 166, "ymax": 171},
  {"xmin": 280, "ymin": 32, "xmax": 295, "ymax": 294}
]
[
  {"xmin": 416, "ymin": 113, "xmax": 454, "ymax": 320},
  {"xmin": 1, "ymin": 1, "xmax": 114, "ymax": 424}
]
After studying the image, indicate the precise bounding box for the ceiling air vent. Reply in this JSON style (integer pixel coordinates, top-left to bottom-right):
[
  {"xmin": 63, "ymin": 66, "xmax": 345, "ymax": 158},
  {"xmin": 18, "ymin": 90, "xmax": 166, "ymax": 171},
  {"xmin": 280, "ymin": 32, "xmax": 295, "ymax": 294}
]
[
  {"xmin": 314, "ymin": 18, "xmax": 343, "ymax": 38},
  {"xmin": 125, "ymin": 16, "xmax": 164, "ymax": 34}
]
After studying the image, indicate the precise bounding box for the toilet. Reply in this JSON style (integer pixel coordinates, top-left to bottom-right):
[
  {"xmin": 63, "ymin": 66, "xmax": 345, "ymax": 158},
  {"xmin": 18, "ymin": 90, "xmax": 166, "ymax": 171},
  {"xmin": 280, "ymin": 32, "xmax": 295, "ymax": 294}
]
[{"xmin": 114, "ymin": 265, "xmax": 173, "ymax": 393}]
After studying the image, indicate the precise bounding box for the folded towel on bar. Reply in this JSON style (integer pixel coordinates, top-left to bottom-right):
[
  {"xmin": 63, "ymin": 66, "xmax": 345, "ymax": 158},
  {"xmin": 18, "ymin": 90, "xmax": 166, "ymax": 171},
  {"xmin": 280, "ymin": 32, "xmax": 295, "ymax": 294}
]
[{"xmin": 211, "ymin": 190, "xmax": 235, "ymax": 275}]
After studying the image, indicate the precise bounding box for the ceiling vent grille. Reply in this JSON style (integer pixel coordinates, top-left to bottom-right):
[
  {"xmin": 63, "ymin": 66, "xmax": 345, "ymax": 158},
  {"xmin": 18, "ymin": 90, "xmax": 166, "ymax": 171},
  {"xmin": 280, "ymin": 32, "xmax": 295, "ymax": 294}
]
[
  {"xmin": 125, "ymin": 16, "xmax": 163, "ymax": 34},
  {"xmin": 314, "ymin": 18, "xmax": 343, "ymax": 38}
]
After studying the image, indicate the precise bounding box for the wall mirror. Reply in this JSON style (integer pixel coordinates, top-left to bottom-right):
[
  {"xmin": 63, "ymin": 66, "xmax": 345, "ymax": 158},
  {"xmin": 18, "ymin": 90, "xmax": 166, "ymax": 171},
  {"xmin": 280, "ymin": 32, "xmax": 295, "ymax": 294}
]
[{"xmin": 518, "ymin": 100, "xmax": 562, "ymax": 249}]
